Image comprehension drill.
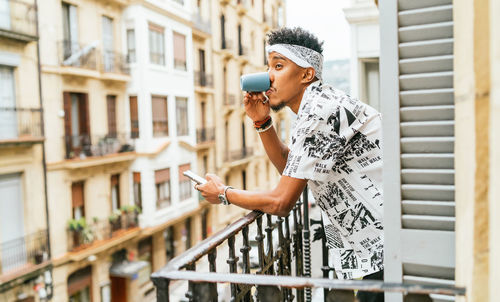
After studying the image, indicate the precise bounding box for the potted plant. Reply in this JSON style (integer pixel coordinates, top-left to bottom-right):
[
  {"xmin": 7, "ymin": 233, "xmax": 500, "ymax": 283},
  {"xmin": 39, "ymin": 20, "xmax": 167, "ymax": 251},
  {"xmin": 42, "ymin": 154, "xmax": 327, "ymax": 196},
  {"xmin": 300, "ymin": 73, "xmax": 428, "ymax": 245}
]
[
  {"xmin": 121, "ymin": 205, "xmax": 140, "ymax": 228},
  {"xmin": 108, "ymin": 209, "xmax": 122, "ymax": 233},
  {"xmin": 68, "ymin": 217, "xmax": 87, "ymax": 249}
]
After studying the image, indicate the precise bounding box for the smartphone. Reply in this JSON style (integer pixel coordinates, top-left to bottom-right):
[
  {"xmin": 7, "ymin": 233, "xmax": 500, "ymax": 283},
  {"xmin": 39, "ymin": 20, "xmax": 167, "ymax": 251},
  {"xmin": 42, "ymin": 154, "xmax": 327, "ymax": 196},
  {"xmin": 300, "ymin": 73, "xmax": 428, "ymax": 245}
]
[{"xmin": 183, "ymin": 170, "xmax": 207, "ymax": 185}]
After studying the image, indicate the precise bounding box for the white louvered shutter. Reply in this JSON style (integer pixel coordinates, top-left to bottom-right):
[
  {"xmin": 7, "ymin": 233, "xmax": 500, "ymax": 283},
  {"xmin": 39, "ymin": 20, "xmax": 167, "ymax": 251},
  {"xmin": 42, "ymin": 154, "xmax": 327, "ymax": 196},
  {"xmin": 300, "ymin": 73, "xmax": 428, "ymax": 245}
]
[{"xmin": 380, "ymin": 0, "xmax": 455, "ymax": 301}]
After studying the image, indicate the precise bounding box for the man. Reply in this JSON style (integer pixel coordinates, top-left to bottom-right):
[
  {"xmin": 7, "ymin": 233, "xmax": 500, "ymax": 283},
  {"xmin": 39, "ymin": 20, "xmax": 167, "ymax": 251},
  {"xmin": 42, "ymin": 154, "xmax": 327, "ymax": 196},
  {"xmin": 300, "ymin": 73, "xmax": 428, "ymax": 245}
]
[{"xmin": 196, "ymin": 27, "xmax": 384, "ymax": 302}]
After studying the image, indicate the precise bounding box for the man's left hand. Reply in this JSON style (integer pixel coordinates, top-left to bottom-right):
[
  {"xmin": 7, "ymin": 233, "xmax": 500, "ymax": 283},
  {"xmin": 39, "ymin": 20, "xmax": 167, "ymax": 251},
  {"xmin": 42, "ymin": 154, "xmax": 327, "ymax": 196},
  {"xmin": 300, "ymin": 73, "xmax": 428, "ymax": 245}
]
[{"xmin": 196, "ymin": 173, "xmax": 225, "ymax": 204}]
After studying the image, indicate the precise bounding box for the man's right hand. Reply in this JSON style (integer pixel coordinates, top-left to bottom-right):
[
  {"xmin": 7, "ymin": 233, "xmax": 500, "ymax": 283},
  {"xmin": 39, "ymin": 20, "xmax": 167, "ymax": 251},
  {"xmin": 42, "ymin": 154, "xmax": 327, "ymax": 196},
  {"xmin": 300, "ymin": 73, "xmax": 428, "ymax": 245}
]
[{"xmin": 243, "ymin": 92, "xmax": 270, "ymax": 122}]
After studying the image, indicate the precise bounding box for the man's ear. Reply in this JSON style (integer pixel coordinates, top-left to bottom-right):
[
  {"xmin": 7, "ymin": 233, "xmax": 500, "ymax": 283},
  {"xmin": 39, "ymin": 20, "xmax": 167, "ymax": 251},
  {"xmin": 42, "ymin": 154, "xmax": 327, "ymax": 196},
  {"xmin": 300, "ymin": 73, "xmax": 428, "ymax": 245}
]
[{"xmin": 301, "ymin": 67, "xmax": 316, "ymax": 83}]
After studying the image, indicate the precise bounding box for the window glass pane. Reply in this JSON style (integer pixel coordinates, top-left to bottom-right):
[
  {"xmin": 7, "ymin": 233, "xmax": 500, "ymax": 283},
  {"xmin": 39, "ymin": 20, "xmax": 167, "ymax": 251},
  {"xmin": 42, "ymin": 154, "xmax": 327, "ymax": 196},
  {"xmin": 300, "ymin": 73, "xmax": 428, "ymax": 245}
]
[
  {"xmin": 173, "ymin": 32, "xmax": 186, "ymax": 70},
  {"xmin": 127, "ymin": 29, "xmax": 135, "ymax": 63},
  {"xmin": 148, "ymin": 25, "xmax": 164, "ymax": 65},
  {"xmin": 176, "ymin": 97, "xmax": 188, "ymax": 136}
]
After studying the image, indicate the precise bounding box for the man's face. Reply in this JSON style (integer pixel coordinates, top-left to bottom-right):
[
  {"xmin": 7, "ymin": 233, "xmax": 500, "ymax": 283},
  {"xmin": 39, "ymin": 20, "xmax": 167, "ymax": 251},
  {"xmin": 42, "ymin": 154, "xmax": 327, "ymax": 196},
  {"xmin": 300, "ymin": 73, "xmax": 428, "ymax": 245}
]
[{"xmin": 265, "ymin": 52, "xmax": 306, "ymax": 111}]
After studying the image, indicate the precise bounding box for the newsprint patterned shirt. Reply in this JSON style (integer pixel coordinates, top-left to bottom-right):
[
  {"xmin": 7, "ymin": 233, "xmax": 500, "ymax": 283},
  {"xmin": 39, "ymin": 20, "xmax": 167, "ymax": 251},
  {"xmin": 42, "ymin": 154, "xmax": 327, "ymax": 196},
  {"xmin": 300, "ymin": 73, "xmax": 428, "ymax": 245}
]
[{"xmin": 283, "ymin": 81, "xmax": 384, "ymax": 279}]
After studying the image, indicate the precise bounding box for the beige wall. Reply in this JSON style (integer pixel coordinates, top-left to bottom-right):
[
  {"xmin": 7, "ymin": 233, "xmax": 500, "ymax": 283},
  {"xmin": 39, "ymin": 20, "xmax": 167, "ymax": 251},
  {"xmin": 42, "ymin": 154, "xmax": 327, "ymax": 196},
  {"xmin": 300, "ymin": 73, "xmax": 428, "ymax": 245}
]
[{"xmin": 454, "ymin": 0, "xmax": 500, "ymax": 301}]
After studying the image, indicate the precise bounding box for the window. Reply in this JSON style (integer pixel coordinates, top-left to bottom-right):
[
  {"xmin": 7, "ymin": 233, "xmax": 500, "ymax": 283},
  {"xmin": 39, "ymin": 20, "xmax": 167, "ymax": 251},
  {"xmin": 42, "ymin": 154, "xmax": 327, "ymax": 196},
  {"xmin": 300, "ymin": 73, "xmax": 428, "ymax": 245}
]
[
  {"xmin": 173, "ymin": 32, "xmax": 186, "ymax": 70},
  {"xmin": 155, "ymin": 168, "xmax": 171, "ymax": 209},
  {"xmin": 175, "ymin": 97, "xmax": 188, "ymax": 136},
  {"xmin": 62, "ymin": 2, "xmax": 79, "ymax": 60},
  {"xmin": 67, "ymin": 266, "xmax": 92, "ymax": 302},
  {"xmin": 102, "ymin": 16, "xmax": 114, "ymax": 72},
  {"xmin": 111, "ymin": 174, "xmax": 120, "ymax": 212},
  {"xmin": 106, "ymin": 95, "xmax": 117, "ymax": 137},
  {"xmin": 151, "ymin": 96, "xmax": 168, "ymax": 137},
  {"xmin": 148, "ymin": 23, "xmax": 165, "ymax": 65},
  {"xmin": 201, "ymin": 209, "xmax": 209, "ymax": 239},
  {"xmin": 126, "ymin": 29, "xmax": 136, "ymax": 63},
  {"xmin": 71, "ymin": 182, "xmax": 85, "ymax": 220},
  {"xmin": 220, "ymin": 15, "xmax": 226, "ymax": 49},
  {"xmin": 202, "ymin": 155, "xmax": 208, "ymax": 175},
  {"xmin": 172, "ymin": 0, "xmax": 184, "ymax": 5},
  {"xmin": 164, "ymin": 226, "xmax": 175, "ymax": 261},
  {"xmin": 133, "ymin": 172, "xmax": 142, "ymax": 210},
  {"xmin": 242, "ymin": 170, "xmax": 247, "ymax": 190},
  {"xmin": 63, "ymin": 92, "xmax": 90, "ymax": 158},
  {"xmin": 178, "ymin": 164, "xmax": 192, "ymax": 201},
  {"xmin": 129, "ymin": 96, "xmax": 139, "ymax": 138},
  {"xmin": 0, "ymin": 66, "xmax": 17, "ymax": 139},
  {"xmin": 238, "ymin": 24, "xmax": 242, "ymax": 55}
]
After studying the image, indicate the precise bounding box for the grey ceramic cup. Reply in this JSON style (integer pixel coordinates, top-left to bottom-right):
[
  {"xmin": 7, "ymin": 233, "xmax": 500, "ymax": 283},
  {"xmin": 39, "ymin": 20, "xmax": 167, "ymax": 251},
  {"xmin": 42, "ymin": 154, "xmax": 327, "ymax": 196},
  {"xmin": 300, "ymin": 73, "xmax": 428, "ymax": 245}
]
[{"xmin": 240, "ymin": 72, "xmax": 270, "ymax": 92}]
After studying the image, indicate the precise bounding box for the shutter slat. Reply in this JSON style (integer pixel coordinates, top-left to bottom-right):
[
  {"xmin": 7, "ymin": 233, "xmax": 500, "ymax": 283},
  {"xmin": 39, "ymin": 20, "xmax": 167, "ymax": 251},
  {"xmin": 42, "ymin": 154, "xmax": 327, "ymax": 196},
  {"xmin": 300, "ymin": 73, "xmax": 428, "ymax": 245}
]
[
  {"xmin": 401, "ymin": 137, "xmax": 454, "ymax": 153},
  {"xmin": 399, "ymin": 38, "xmax": 453, "ymax": 59},
  {"xmin": 402, "ymin": 184, "xmax": 455, "ymax": 201},
  {"xmin": 401, "ymin": 153, "xmax": 454, "ymax": 169},
  {"xmin": 398, "ymin": 4, "xmax": 453, "ymax": 26},
  {"xmin": 399, "ymin": 71, "xmax": 453, "ymax": 90},
  {"xmin": 401, "ymin": 120, "xmax": 454, "ymax": 137},
  {"xmin": 402, "ymin": 200, "xmax": 455, "ymax": 216},
  {"xmin": 400, "ymin": 88, "xmax": 454, "ymax": 106},
  {"xmin": 401, "ymin": 169, "xmax": 454, "ymax": 185},
  {"xmin": 398, "ymin": 0, "xmax": 452, "ymax": 11},
  {"xmin": 399, "ymin": 55, "xmax": 453, "ymax": 74},
  {"xmin": 399, "ymin": 21, "xmax": 453, "ymax": 43},
  {"xmin": 400, "ymin": 105, "xmax": 454, "ymax": 121}
]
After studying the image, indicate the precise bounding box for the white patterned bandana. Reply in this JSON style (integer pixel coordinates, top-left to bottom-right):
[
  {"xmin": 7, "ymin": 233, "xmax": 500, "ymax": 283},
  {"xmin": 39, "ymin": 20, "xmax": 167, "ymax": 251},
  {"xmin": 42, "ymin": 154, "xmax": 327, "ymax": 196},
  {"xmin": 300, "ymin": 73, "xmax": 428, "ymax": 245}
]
[{"xmin": 266, "ymin": 44, "xmax": 324, "ymax": 81}]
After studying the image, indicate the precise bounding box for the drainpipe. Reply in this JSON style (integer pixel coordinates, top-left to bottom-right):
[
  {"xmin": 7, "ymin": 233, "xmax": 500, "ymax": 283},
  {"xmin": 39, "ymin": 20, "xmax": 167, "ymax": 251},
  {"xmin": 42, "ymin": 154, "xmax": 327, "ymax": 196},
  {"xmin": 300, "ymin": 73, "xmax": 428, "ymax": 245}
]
[{"xmin": 34, "ymin": 0, "xmax": 52, "ymax": 263}]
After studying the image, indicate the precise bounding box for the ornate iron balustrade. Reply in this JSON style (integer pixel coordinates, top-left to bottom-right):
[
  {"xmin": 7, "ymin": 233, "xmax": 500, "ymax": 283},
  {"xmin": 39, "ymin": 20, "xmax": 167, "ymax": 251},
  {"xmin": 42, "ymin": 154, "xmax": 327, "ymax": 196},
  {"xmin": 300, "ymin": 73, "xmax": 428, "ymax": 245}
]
[
  {"xmin": 151, "ymin": 191, "xmax": 466, "ymax": 301},
  {"xmin": 58, "ymin": 40, "xmax": 98, "ymax": 70},
  {"xmin": 225, "ymin": 147, "xmax": 253, "ymax": 162},
  {"xmin": 0, "ymin": 230, "xmax": 49, "ymax": 275},
  {"xmin": 0, "ymin": 107, "xmax": 43, "ymax": 142},
  {"xmin": 224, "ymin": 93, "xmax": 237, "ymax": 106},
  {"xmin": 67, "ymin": 211, "xmax": 139, "ymax": 252},
  {"xmin": 101, "ymin": 50, "xmax": 130, "ymax": 74},
  {"xmin": 196, "ymin": 127, "xmax": 215, "ymax": 144},
  {"xmin": 195, "ymin": 71, "xmax": 214, "ymax": 87},
  {"xmin": 63, "ymin": 133, "xmax": 135, "ymax": 160}
]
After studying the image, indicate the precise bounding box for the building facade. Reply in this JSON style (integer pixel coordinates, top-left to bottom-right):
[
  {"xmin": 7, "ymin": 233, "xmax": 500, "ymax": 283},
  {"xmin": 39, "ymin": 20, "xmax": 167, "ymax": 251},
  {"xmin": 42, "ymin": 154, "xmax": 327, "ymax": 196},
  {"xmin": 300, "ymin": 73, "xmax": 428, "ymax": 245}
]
[
  {"xmin": 0, "ymin": 0, "xmax": 52, "ymax": 300},
  {"xmin": 343, "ymin": 0, "xmax": 380, "ymax": 111}
]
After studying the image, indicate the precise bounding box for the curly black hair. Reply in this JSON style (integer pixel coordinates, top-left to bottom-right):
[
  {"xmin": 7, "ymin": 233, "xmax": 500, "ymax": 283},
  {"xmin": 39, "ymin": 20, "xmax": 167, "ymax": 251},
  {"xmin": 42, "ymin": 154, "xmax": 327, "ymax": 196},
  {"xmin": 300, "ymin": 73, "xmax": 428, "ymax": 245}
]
[{"xmin": 267, "ymin": 27, "xmax": 324, "ymax": 54}]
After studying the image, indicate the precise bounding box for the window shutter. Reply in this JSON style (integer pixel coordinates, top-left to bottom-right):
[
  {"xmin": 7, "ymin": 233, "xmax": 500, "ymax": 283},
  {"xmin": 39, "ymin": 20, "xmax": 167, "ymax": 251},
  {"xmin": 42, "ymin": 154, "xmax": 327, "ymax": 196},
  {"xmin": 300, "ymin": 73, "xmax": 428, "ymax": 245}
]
[
  {"xmin": 155, "ymin": 168, "xmax": 170, "ymax": 184},
  {"xmin": 107, "ymin": 95, "xmax": 117, "ymax": 136},
  {"xmin": 133, "ymin": 172, "xmax": 141, "ymax": 183},
  {"xmin": 129, "ymin": 96, "xmax": 139, "ymax": 138},
  {"xmin": 178, "ymin": 163, "xmax": 191, "ymax": 181},
  {"xmin": 80, "ymin": 93, "xmax": 90, "ymax": 135},
  {"xmin": 63, "ymin": 92, "xmax": 72, "ymax": 138},
  {"xmin": 71, "ymin": 182, "xmax": 84, "ymax": 211},
  {"xmin": 173, "ymin": 32, "xmax": 186, "ymax": 65},
  {"xmin": 380, "ymin": 0, "xmax": 455, "ymax": 300}
]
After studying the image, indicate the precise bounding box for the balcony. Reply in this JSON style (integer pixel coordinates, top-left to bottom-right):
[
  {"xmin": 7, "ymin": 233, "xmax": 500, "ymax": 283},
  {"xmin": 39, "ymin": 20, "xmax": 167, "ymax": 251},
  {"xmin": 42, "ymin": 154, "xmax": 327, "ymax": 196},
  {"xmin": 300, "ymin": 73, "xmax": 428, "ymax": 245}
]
[
  {"xmin": 225, "ymin": 147, "xmax": 253, "ymax": 162},
  {"xmin": 238, "ymin": 45, "xmax": 250, "ymax": 63},
  {"xmin": 63, "ymin": 133, "xmax": 134, "ymax": 160},
  {"xmin": 67, "ymin": 208, "xmax": 139, "ymax": 252},
  {"xmin": 101, "ymin": 50, "xmax": 130, "ymax": 74},
  {"xmin": 57, "ymin": 40, "xmax": 130, "ymax": 80},
  {"xmin": 194, "ymin": 71, "xmax": 214, "ymax": 88},
  {"xmin": 196, "ymin": 128, "xmax": 215, "ymax": 146},
  {"xmin": 0, "ymin": 230, "xmax": 49, "ymax": 278},
  {"xmin": 263, "ymin": 13, "xmax": 273, "ymax": 29},
  {"xmin": 0, "ymin": 0, "xmax": 38, "ymax": 42},
  {"xmin": 0, "ymin": 107, "xmax": 44, "ymax": 146},
  {"xmin": 191, "ymin": 9, "xmax": 211, "ymax": 37},
  {"xmin": 151, "ymin": 192, "xmax": 466, "ymax": 301}
]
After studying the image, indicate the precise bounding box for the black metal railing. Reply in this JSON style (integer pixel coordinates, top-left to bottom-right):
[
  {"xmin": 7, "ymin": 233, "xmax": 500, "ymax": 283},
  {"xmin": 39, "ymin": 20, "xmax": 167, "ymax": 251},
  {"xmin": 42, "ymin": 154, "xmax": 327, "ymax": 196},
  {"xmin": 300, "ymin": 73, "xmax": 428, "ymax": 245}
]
[
  {"xmin": 63, "ymin": 133, "xmax": 135, "ymax": 160},
  {"xmin": 194, "ymin": 71, "xmax": 214, "ymax": 87},
  {"xmin": 0, "ymin": 107, "xmax": 43, "ymax": 141},
  {"xmin": 101, "ymin": 50, "xmax": 130, "ymax": 74},
  {"xmin": 196, "ymin": 128, "xmax": 215, "ymax": 144},
  {"xmin": 58, "ymin": 40, "xmax": 98, "ymax": 70},
  {"xmin": 151, "ymin": 190, "xmax": 466, "ymax": 301},
  {"xmin": 225, "ymin": 147, "xmax": 253, "ymax": 162},
  {"xmin": 0, "ymin": 230, "xmax": 49, "ymax": 275},
  {"xmin": 0, "ymin": 0, "xmax": 37, "ymax": 41},
  {"xmin": 67, "ymin": 211, "xmax": 139, "ymax": 251}
]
